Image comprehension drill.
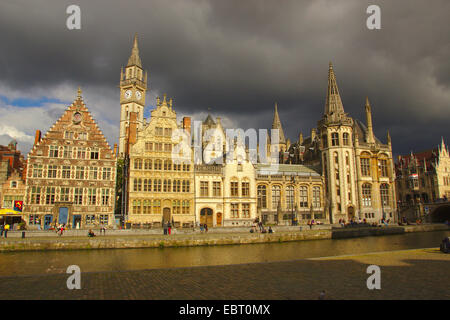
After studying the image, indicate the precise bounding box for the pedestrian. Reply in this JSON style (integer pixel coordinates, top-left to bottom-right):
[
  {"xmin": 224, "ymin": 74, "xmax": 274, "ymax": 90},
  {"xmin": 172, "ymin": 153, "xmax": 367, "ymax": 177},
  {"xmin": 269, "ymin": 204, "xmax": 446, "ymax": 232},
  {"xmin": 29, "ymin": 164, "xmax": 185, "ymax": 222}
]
[
  {"xmin": 4, "ymin": 223, "xmax": 10, "ymax": 238},
  {"xmin": 268, "ymin": 226, "xmax": 273, "ymax": 233},
  {"xmin": 204, "ymin": 224, "xmax": 208, "ymax": 233},
  {"xmin": 200, "ymin": 224, "xmax": 204, "ymax": 233},
  {"xmin": 168, "ymin": 222, "xmax": 172, "ymax": 235},
  {"xmin": 319, "ymin": 290, "xmax": 326, "ymax": 300},
  {"xmin": 0, "ymin": 224, "xmax": 4, "ymax": 237},
  {"xmin": 163, "ymin": 223, "xmax": 168, "ymax": 235}
]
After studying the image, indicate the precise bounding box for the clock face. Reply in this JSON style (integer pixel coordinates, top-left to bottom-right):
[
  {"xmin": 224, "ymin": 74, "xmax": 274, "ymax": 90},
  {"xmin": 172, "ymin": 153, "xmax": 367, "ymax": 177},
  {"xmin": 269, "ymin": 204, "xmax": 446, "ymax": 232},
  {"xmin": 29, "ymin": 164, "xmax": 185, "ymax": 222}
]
[
  {"xmin": 135, "ymin": 91, "xmax": 142, "ymax": 100},
  {"xmin": 125, "ymin": 90, "xmax": 132, "ymax": 99},
  {"xmin": 73, "ymin": 112, "xmax": 82, "ymax": 123}
]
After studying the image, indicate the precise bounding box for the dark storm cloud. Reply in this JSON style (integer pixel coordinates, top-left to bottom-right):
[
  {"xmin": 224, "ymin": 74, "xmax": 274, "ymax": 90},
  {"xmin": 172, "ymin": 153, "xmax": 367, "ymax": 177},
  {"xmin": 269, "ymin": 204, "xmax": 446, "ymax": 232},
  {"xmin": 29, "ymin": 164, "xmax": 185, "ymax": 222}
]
[{"xmin": 0, "ymin": 0, "xmax": 449, "ymax": 156}]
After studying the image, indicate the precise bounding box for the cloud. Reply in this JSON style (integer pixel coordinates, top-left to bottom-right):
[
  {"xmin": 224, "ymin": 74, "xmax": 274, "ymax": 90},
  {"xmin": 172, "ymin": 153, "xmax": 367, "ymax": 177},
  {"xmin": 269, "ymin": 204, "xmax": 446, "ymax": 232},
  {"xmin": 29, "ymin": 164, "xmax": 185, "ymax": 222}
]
[{"xmin": 0, "ymin": 0, "xmax": 448, "ymax": 157}]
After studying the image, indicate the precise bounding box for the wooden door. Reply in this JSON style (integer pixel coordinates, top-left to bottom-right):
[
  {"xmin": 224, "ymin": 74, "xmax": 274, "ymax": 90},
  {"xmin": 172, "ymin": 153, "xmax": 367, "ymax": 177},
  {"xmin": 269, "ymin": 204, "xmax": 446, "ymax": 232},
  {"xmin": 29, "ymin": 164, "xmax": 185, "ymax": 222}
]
[{"xmin": 216, "ymin": 212, "xmax": 222, "ymax": 226}]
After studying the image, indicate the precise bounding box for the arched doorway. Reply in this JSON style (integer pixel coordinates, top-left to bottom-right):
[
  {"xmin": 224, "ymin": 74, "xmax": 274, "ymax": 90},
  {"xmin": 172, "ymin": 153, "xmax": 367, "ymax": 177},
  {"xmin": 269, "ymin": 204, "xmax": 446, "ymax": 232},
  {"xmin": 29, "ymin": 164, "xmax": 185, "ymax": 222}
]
[
  {"xmin": 163, "ymin": 207, "xmax": 171, "ymax": 224},
  {"xmin": 216, "ymin": 212, "xmax": 222, "ymax": 227},
  {"xmin": 200, "ymin": 208, "xmax": 213, "ymax": 227}
]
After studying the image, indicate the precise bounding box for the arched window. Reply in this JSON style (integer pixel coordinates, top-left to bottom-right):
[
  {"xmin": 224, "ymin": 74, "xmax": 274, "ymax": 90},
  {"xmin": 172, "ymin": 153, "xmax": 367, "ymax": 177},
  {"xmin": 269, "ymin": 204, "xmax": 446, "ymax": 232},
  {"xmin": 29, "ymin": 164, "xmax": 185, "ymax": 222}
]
[
  {"xmin": 331, "ymin": 133, "xmax": 339, "ymax": 146},
  {"xmin": 144, "ymin": 159, "xmax": 152, "ymax": 170},
  {"xmin": 134, "ymin": 159, "xmax": 142, "ymax": 170},
  {"xmin": 299, "ymin": 186, "xmax": 308, "ymax": 207},
  {"xmin": 257, "ymin": 185, "xmax": 267, "ymax": 209},
  {"xmin": 343, "ymin": 133, "xmax": 350, "ymax": 146},
  {"xmin": 313, "ymin": 187, "xmax": 321, "ymax": 208},
  {"xmin": 286, "ymin": 185, "xmax": 294, "ymax": 210},
  {"xmin": 362, "ymin": 183, "xmax": 372, "ymax": 207},
  {"xmin": 360, "ymin": 153, "xmax": 371, "ymax": 176},
  {"xmin": 380, "ymin": 184, "xmax": 389, "ymax": 206},
  {"xmin": 272, "ymin": 185, "xmax": 281, "ymax": 209}
]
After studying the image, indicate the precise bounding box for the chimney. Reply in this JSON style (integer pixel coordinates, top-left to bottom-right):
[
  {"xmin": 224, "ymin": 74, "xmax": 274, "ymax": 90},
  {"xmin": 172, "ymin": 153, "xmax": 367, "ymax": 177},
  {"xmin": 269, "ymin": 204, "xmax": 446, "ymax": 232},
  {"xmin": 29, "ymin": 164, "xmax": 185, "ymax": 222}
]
[
  {"xmin": 183, "ymin": 117, "xmax": 191, "ymax": 136},
  {"xmin": 34, "ymin": 130, "xmax": 41, "ymax": 145},
  {"xmin": 21, "ymin": 160, "xmax": 27, "ymax": 181},
  {"xmin": 113, "ymin": 143, "xmax": 118, "ymax": 157}
]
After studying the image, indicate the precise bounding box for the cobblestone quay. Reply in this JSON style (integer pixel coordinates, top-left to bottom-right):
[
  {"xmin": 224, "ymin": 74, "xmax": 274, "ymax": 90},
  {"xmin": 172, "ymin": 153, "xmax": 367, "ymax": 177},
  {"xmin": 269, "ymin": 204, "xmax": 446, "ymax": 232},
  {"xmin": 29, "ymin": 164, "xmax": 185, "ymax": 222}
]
[{"xmin": 0, "ymin": 248, "xmax": 448, "ymax": 300}]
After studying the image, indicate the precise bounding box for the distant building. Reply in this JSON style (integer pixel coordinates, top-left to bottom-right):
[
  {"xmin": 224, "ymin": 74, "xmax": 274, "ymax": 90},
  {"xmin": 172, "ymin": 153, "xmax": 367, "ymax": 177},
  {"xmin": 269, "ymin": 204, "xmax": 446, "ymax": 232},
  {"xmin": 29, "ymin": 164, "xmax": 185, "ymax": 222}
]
[
  {"xmin": 395, "ymin": 138, "xmax": 450, "ymax": 205},
  {"xmin": 24, "ymin": 89, "xmax": 117, "ymax": 229}
]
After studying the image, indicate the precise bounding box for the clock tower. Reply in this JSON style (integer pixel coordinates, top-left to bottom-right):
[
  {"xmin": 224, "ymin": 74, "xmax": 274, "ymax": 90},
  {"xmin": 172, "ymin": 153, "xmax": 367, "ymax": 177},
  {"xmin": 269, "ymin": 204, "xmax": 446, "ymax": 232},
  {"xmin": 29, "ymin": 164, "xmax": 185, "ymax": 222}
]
[{"xmin": 119, "ymin": 33, "xmax": 148, "ymax": 157}]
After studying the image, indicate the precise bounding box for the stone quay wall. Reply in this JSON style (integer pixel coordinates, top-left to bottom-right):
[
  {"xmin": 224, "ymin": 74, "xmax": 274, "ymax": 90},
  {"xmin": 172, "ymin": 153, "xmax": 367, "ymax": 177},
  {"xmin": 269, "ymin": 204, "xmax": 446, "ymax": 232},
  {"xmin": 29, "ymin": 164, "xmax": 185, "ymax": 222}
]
[{"xmin": 0, "ymin": 224, "xmax": 447, "ymax": 252}]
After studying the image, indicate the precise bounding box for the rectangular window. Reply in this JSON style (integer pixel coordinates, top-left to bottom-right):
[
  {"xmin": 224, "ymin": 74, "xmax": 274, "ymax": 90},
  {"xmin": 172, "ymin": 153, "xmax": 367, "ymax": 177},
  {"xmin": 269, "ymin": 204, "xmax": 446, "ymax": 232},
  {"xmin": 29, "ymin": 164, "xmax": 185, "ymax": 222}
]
[
  {"xmin": 99, "ymin": 215, "xmax": 108, "ymax": 225},
  {"xmin": 90, "ymin": 148, "xmax": 99, "ymax": 160},
  {"xmin": 213, "ymin": 182, "xmax": 221, "ymax": 197},
  {"xmin": 142, "ymin": 200, "xmax": 151, "ymax": 214},
  {"xmin": 47, "ymin": 165, "xmax": 57, "ymax": 178},
  {"xmin": 164, "ymin": 144, "xmax": 172, "ymax": 152},
  {"xmin": 231, "ymin": 203, "xmax": 239, "ymax": 218},
  {"xmin": 231, "ymin": 182, "xmax": 239, "ymax": 197},
  {"xmin": 29, "ymin": 214, "xmax": 41, "ymax": 225},
  {"xmin": 88, "ymin": 188, "xmax": 97, "ymax": 205},
  {"xmin": 361, "ymin": 158, "xmax": 371, "ymax": 176},
  {"xmin": 63, "ymin": 146, "xmax": 72, "ymax": 158},
  {"xmin": 64, "ymin": 131, "xmax": 74, "ymax": 139},
  {"xmin": 74, "ymin": 188, "xmax": 83, "ymax": 205},
  {"xmin": 182, "ymin": 200, "xmax": 190, "ymax": 214},
  {"xmin": 76, "ymin": 166, "xmax": 85, "ymax": 179},
  {"xmin": 31, "ymin": 187, "xmax": 41, "ymax": 204},
  {"xmin": 145, "ymin": 142, "xmax": 153, "ymax": 151},
  {"xmin": 89, "ymin": 167, "xmax": 98, "ymax": 180},
  {"xmin": 242, "ymin": 203, "xmax": 250, "ymax": 218},
  {"xmin": 49, "ymin": 145, "xmax": 59, "ymax": 158},
  {"xmin": 86, "ymin": 214, "xmax": 95, "ymax": 224},
  {"xmin": 200, "ymin": 181, "xmax": 209, "ymax": 197},
  {"xmin": 60, "ymin": 187, "xmax": 70, "ymax": 202},
  {"xmin": 77, "ymin": 147, "xmax": 86, "ymax": 159},
  {"xmin": 153, "ymin": 200, "xmax": 161, "ymax": 214},
  {"xmin": 33, "ymin": 164, "xmax": 43, "ymax": 178},
  {"xmin": 102, "ymin": 167, "xmax": 112, "ymax": 180},
  {"xmin": 3, "ymin": 195, "xmax": 13, "ymax": 208},
  {"xmin": 62, "ymin": 166, "xmax": 71, "ymax": 179},
  {"xmin": 379, "ymin": 159, "xmax": 388, "ymax": 177},
  {"xmin": 101, "ymin": 189, "xmax": 109, "ymax": 206},
  {"xmin": 242, "ymin": 182, "xmax": 250, "ymax": 197},
  {"xmin": 173, "ymin": 200, "xmax": 181, "ymax": 214},
  {"xmin": 46, "ymin": 187, "xmax": 55, "ymax": 205}
]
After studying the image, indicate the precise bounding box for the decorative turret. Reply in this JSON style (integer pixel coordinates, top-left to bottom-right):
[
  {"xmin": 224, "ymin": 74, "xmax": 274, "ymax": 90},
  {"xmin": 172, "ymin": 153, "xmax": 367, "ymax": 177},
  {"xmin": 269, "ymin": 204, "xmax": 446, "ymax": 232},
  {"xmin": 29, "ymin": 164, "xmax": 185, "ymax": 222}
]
[
  {"xmin": 271, "ymin": 102, "xmax": 286, "ymax": 144},
  {"xmin": 365, "ymin": 97, "xmax": 375, "ymax": 144}
]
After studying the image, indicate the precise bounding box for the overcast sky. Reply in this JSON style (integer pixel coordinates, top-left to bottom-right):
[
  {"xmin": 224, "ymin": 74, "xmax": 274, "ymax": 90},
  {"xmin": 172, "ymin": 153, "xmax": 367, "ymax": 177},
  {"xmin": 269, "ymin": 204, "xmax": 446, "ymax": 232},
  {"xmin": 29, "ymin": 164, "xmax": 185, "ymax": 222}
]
[{"xmin": 0, "ymin": 0, "xmax": 449, "ymax": 158}]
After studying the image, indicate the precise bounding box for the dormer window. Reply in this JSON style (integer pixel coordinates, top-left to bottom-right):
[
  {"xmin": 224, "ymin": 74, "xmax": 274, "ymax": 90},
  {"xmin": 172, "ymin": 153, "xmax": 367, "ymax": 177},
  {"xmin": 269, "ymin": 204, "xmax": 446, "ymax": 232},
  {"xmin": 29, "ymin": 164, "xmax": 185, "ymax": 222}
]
[{"xmin": 10, "ymin": 181, "xmax": 17, "ymax": 188}]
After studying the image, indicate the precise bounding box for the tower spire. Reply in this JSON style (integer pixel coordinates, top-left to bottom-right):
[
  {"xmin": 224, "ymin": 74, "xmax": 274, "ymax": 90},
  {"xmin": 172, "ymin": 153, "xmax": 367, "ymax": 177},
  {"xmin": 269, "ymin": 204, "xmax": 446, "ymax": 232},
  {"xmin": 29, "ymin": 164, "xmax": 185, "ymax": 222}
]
[
  {"xmin": 127, "ymin": 33, "xmax": 142, "ymax": 68},
  {"xmin": 272, "ymin": 102, "xmax": 286, "ymax": 144},
  {"xmin": 324, "ymin": 62, "xmax": 345, "ymax": 116},
  {"xmin": 365, "ymin": 96, "xmax": 375, "ymax": 144}
]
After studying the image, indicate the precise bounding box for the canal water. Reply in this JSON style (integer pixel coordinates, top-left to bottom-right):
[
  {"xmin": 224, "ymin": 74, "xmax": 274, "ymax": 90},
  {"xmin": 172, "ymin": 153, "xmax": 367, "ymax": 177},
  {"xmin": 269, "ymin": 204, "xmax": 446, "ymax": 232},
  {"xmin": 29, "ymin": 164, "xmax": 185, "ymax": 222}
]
[{"xmin": 0, "ymin": 230, "xmax": 448, "ymax": 276}]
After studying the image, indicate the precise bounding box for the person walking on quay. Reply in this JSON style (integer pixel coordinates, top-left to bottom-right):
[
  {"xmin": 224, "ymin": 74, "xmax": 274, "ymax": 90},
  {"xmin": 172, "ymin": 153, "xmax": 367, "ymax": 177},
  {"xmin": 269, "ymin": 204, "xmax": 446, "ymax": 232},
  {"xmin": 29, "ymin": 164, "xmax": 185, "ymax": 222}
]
[
  {"xmin": 163, "ymin": 223, "xmax": 168, "ymax": 235},
  {"xmin": 200, "ymin": 223, "xmax": 204, "ymax": 233},
  {"xmin": 168, "ymin": 222, "xmax": 172, "ymax": 235},
  {"xmin": 0, "ymin": 224, "xmax": 4, "ymax": 237},
  {"xmin": 204, "ymin": 224, "xmax": 208, "ymax": 233},
  {"xmin": 4, "ymin": 223, "xmax": 10, "ymax": 238}
]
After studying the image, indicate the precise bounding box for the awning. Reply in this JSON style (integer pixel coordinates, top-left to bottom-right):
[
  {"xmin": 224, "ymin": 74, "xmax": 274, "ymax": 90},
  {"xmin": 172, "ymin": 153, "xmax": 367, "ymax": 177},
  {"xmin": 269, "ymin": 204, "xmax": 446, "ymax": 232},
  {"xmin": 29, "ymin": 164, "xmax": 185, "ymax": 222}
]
[{"xmin": 0, "ymin": 208, "xmax": 23, "ymax": 216}]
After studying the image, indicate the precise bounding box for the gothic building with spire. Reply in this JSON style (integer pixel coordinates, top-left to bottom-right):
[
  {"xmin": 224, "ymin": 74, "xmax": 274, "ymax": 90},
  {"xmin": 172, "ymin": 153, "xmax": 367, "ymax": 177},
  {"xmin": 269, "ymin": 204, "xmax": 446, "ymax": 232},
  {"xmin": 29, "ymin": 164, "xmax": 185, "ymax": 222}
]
[
  {"xmin": 119, "ymin": 33, "xmax": 397, "ymax": 227},
  {"xmin": 280, "ymin": 63, "xmax": 396, "ymax": 223}
]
